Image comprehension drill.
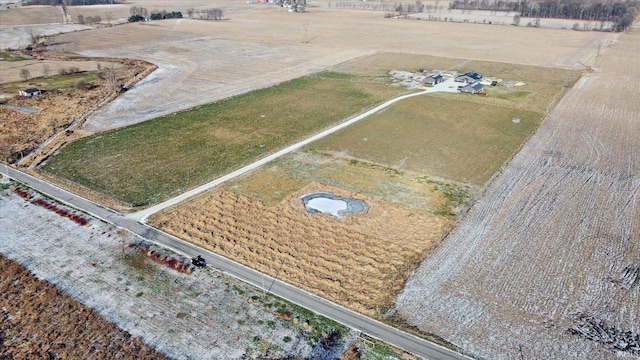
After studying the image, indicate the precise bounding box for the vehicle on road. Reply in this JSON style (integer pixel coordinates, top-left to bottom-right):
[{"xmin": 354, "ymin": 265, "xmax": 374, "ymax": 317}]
[{"xmin": 191, "ymin": 255, "xmax": 206, "ymax": 267}]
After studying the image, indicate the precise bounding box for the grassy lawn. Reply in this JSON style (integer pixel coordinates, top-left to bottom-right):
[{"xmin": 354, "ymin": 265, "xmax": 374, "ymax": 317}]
[
  {"xmin": 0, "ymin": 72, "xmax": 99, "ymax": 94},
  {"xmin": 0, "ymin": 52, "xmax": 29, "ymax": 62},
  {"xmin": 225, "ymin": 152, "xmax": 470, "ymax": 217},
  {"xmin": 306, "ymin": 95, "xmax": 543, "ymax": 185},
  {"xmin": 41, "ymin": 72, "xmax": 407, "ymax": 206}
]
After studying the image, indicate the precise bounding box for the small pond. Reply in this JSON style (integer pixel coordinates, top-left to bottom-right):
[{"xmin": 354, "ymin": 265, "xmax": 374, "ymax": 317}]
[
  {"xmin": 300, "ymin": 192, "xmax": 367, "ymax": 218},
  {"xmin": 2, "ymin": 104, "xmax": 38, "ymax": 114}
]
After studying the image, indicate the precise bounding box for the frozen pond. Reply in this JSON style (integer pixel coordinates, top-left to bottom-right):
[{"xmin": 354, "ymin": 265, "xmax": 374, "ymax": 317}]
[
  {"xmin": 300, "ymin": 192, "xmax": 366, "ymax": 218},
  {"xmin": 3, "ymin": 104, "xmax": 38, "ymax": 113}
]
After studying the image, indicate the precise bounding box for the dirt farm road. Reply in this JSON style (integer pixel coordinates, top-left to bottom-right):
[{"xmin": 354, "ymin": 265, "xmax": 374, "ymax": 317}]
[
  {"xmin": 1, "ymin": 164, "xmax": 469, "ymax": 360},
  {"xmin": 127, "ymin": 78, "xmax": 461, "ymax": 223}
]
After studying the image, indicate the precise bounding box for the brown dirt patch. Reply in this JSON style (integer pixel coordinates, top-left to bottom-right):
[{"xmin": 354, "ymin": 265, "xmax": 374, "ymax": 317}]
[
  {"xmin": 0, "ymin": 254, "xmax": 167, "ymax": 359},
  {"xmin": 149, "ymin": 184, "xmax": 452, "ymax": 316}
]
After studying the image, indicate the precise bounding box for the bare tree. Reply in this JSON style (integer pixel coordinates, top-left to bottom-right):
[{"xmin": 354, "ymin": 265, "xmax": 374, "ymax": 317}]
[
  {"xmin": 187, "ymin": 8, "xmax": 194, "ymax": 18},
  {"xmin": 512, "ymin": 14, "xmax": 520, "ymax": 26},
  {"xmin": 42, "ymin": 64, "xmax": 50, "ymax": 78},
  {"xmin": 19, "ymin": 68, "xmax": 30, "ymax": 81},
  {"xmin": 28, "ymin": 28, "xmax": 40, "ymax": 46},
  {"xmin": 77, "ymin": 14, "xmax": 85, "ymax": 24},
  {"xmin": 100, "ymin": 65, "xmax": 120, "ymax": 94},
  {"xmin": 105, "ymin": 11, "xmax": 113, "ymax": 25}
]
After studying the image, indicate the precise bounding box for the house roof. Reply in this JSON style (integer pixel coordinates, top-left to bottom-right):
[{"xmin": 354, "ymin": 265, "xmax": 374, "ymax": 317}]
[
  {"xmin": 463, "ymin": 72, "xmax": 483, "ymax": 80},
  {"xmin": 462, "ymin": 82, "xmax": 484, "ymax": 92},
  {"xmin": 22, "ymin": 88, "xmax": 40, "ymax": 93},
  {"xmin": 428, "ymin": 74, "xmax": 443, "ymax": 79}
]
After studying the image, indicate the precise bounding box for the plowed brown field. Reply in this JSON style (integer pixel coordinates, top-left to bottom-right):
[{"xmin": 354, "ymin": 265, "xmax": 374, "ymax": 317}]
[
  {"xmin": 150, "ymin": 184, "xmax": 452, "ymax": 316},
  {"xmin": 397, "ymin": 24, "xmax": 640, "ymax": 359},
  {"xmin": 0, "ymin": 254, "xmax": 167, "ymax": 360}
]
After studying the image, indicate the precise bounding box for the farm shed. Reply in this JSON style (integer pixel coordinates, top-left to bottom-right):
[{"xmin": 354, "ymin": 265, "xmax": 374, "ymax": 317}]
[
  {"xmin": 19, "ymin": 88, "xmax": 41, "ymax": 97},
  {"xmin": 424, "ymin": 74, "xmax": 443, "ymax": 85},
  {"xmin": 460, "ymin": 82, "xmax": 484, "ymax": 94},
  {"xmin": 455, "ymin": 72, "xmax": 483, "ymax": 83}
]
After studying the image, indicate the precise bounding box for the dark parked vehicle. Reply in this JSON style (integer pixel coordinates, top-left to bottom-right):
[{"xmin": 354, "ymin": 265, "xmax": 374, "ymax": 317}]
[{"xmin": 191, "ymin": 255, "xmax": 207, "ymax": 267}]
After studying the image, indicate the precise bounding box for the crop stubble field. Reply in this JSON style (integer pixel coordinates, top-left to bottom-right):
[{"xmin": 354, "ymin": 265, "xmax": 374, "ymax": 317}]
[
  {"xmin": 150, "ymin": 185, "xmax": 452, "ymax": 316},
  {"xmin": 0, "ymin": 254, "xmax": 167, "ymax": 359},
  {"xmin": 397, "ymin": 24, "xmax": 640, "ymax": 359}
]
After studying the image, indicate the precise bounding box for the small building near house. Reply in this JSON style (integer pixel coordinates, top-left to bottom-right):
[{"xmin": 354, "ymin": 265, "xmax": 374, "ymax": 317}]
[
  {"xmin": 19, "ymin": 88, "xmax": 41, "ymax": 97},
  {"xmin": 424, "ymin": 74, "xmax": 443, "ymax": 85},
  {"xmin": 455, "ymin": 72, "xmax": 483, "ymax": 83},
  {"xmin": 460, "ymin": 82, "xmax": 484, "ymax": 94}
]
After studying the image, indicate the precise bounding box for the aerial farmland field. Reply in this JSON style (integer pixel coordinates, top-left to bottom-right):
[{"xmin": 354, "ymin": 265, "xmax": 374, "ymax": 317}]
[
  {"xmin": 2, "ymin": 1, "xmax": 637, "ymax": 358},
  {"xmin": 397, "ymin": 24, "xmax": 640, "ymax": 359}
]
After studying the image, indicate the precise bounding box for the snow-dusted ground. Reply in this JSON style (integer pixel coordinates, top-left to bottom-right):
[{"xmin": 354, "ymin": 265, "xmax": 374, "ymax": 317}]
[
  {"xmin": 0, "ymin": 24, "xmax": 90, "ymax": 50},
  {"xmin": 396, "ymin": 22, "xmax": 640, "ymax": 360},
  {"xmin": 0, "ymin": 180, "xmax": 358, "ymax": 359}
]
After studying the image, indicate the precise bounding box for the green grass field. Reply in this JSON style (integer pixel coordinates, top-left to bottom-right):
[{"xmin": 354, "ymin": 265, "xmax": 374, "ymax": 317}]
[
  {"xmin": 0, "ymin": 72, "xmax": 99, "ymax": 94},
  {"xmin": 41, "ymin": 72, "xmax": 407, "ymax": 206},
  {"xmin": 306, "ymin": 95, "xmax": 542, "ymax": 185}
]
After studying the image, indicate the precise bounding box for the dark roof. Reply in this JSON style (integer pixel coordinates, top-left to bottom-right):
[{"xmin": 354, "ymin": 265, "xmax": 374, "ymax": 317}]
[
  {"xmin": 22, "ymin": 88, "xmax": 40, "ymax": 93},
  {"xmin": 461, "ymin": 82, "xmax": 484, "ymax": 92},
  {"xmin": 464, "ymin": 72, "xmax": 483, "ymax": 80},
  {"xmin": 428, "ymin": 74, "xmax": 443, "ymax": 79}
]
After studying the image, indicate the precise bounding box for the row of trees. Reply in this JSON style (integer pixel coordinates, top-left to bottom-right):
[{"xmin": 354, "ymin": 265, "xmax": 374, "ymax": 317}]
[
  {"xmin": 128, "ymin": 9, "xmax": 182, "ymax": 22},
  {"xmin": 186, "ymin": 8, "xmax": 224, "ymax": 20},
  {"xmin": 25, "ymin": 0, "xmax": 122, "ymax": 5},
  {"xmin": 449, "ymin": 0, "xmax": 638, "ymax": 30},
  {"xmin": 76, "ymin": 14, "xmax": 102, "ymax": 24},
  {"xmin": 129, "ymin": 6, "xmax": 223, "ymax": 21}
]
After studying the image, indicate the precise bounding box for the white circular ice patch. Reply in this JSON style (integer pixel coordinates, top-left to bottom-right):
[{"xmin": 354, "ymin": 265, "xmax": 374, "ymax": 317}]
[{"xmin": 300, "ymin": 192, "xmax": 366, "ymax": 218}]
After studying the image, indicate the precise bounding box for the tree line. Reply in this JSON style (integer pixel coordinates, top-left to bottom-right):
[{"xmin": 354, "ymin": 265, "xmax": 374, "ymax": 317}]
[
  {"xmin": 128, "ymin": 6, "xmax": 223, "ymax": 22},
  {"xmin": 449, "ymin": 0, "xmax": 639, "ymax": 30},
  {"xmin": 24, "ymin": 0, "xmax": 123, "ymax": 5}
]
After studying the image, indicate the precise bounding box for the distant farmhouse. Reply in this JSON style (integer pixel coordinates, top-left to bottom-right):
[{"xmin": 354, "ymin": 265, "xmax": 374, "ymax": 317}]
[
  {"xmin": 455, "ymin": 72, "xmax": 483, "ymax": 83},
  {"xmin": 424, "ymin": 74, "xmax": 443, "ymax": 86},
  {"xmin": 460, "ymin": 82, "xmax": 484, "ymax": 94},
  {"xmin": 19, "ymin": 88, "xmax": 41, "ymax": 97}
]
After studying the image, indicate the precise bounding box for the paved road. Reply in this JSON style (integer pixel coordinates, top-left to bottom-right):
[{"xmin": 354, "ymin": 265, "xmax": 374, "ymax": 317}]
[
  {"xmin": 2, "ymin": 165, "xmax": 469, "ymax": 360},
  {"xmin": 128, "ymin": 78, "xmax": 462, "ymax": 222}
]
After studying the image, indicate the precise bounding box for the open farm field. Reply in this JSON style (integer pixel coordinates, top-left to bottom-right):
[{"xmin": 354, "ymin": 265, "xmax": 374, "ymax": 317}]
[
  {"xmin": 0, "ymin": 254, "xmax": 167, "ymax": 359},
  {"xmin": 0, "ymin": 5, "xmax": 61, "ymax": 25},
  {"xmin": 0, "ymin": 182, "xmax": 370, "ymax": 359},
  {"xmin": 0, "ymin": 23, "xmax": 90, "ymax": 50},
  {"xmin": 41, "ymin": 71, "xmax": 407, "ymax": 206},
  {"xmin": 149, "ymin": 185, "xmax": 452, "ymax": 316},
  {"xmin": 40, "ymin": 7, "xmax": 616, "ymax": 133},
  {"xmin": 308, "ymin": 95, "xmax": 543, "ymax": 185},
  {"xmin": 396, "ymin": 24, "xmax": 640, "ymax": 359}
]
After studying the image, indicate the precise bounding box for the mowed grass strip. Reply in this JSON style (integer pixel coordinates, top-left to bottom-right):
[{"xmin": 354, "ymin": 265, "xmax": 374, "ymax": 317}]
[
  {"xmin": 307, "ymin": 95, "xmax": 543, "ymax": 185},
  {"xmin": 41, "ymin": 72, "xmax": 406, "ymax": 206}
]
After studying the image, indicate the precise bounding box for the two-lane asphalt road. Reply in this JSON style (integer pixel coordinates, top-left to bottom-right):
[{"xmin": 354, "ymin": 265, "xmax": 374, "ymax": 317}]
[{"xmin": 1, "ymin": 165, "xmax": 469, "ymax": 360}]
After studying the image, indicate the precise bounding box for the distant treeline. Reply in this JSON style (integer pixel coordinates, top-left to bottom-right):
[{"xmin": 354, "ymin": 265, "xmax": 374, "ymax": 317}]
[
  {"xmin": 449, "ymin": 0, "xmax": 639, "ymax": 30},
  {"xmin": 25, "ymin": 0, "xmax": 124, "ymax": 5}
]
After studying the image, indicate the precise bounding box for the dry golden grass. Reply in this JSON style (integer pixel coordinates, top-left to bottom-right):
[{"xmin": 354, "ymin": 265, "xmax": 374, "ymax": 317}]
[
  {"xmin": 0, "ymin": 5, "xmax": 62, "ymax": 25},
  {"xmin": 150, "ymin": 184, "xmax": 452, "ymax": 315},
  {"xmin": 0, "ymin": 254, "xmax": 167, "ymax": 359}
]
